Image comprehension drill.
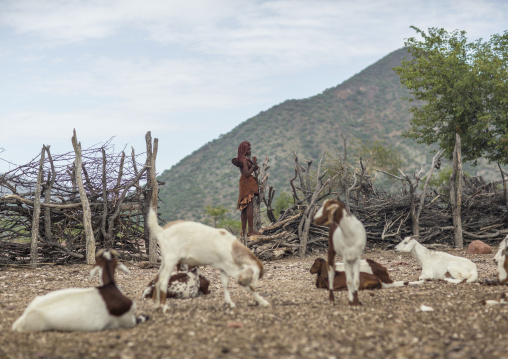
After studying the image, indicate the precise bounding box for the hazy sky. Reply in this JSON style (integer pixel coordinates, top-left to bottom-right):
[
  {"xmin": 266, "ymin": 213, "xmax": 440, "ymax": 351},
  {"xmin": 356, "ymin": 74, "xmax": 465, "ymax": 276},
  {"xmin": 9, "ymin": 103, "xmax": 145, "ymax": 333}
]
[{"xmin": 1, "ymin": 0, "xmax": 507, "ymax": 173}]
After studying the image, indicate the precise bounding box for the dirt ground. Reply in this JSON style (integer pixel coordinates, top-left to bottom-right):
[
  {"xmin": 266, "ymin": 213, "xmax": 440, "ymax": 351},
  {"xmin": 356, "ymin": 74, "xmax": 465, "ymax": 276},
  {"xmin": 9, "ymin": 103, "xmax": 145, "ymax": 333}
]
[{"xmin": 1, "ymin": 246, "xmax": 507, "ymax": 359}]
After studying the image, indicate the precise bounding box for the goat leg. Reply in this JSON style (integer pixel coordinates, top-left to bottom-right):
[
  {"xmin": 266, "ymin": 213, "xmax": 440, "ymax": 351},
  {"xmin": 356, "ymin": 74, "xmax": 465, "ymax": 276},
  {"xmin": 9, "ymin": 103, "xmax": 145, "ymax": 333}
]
[{"xmin": 220, "ymin": 271, "xmax": 236, "ymax": 308}]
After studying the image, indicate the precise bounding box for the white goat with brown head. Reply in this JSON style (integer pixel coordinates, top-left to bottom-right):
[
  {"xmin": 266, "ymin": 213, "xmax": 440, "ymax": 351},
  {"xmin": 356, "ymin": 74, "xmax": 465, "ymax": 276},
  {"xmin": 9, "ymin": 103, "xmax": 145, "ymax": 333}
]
[
  {"xmin": 12, "ymin": 250, "xmax": 147, "ymax": 332},
  {"xmin": 147, "ymin": 207, "xmax": 269, "ymax": 311},
  {"xmin": 313, "ymin": 199, "xmax": 366, "ymax": 306}
]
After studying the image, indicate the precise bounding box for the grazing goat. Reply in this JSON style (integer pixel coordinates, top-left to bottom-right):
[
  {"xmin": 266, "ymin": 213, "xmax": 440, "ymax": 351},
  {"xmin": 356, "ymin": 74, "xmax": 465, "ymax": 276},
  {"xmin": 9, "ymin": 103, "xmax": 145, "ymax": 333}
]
[
  {"xmin": 141, "ymin": 266, "xmax": 210, "ymax": 300},
  {"xmin": 493, "ymin": 236, "xmax": 508, "ymax": 285},
  {"xmin": 12, "ymin": 250, "xmax": 147, "ymax": 332},
  {"xmin": 395, "ymin": 236, "xmax": 478, "ymax": 283},
  {"xmin": 147, "ymin": 208, "xmax": 269, "ymax": 311},
  {"xmin": 313, "ymin": 199, "xmax": 366, "ymax": 306},
  {"xmin": 310, "ymin": 257, "xmax": 424, "ymax": 291}
]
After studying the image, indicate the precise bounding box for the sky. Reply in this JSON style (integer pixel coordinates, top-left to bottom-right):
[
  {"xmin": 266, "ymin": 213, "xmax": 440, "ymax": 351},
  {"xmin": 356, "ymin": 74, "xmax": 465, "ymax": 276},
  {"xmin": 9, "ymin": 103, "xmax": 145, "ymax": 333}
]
[{"xmin": 1, "ymin": 0, "xmax": 507, "ymax": 174}]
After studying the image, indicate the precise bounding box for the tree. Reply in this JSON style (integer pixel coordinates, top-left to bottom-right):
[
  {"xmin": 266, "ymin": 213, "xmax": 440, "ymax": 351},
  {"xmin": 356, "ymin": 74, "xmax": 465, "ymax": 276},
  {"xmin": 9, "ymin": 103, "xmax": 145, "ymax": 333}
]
[
  {"xmin": 204, "ymin": 205, "xmax": 229, "ymax": 228},
  {"xmin": 394, "ymin": 26, "xmax": 508, "ymax": 246},
  {"xmin": 352, "ymin": 139, "xmax": 405, "ymax": 178},
  {"xmin": 273, "ymin": 192, "xmax": 293, "ymax": 217},
  {"xmin": 394, "ymin": 27, "xmax": 508, "ymax": 163}
]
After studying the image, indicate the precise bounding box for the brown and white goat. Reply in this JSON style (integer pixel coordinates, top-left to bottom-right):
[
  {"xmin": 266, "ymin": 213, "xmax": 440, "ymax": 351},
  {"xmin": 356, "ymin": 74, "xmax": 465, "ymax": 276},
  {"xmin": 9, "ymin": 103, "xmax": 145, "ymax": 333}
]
[
  {"xmin": 314, "ymin": 199, "xmax": 366, "ymax": 306},
  {"xmin": 147, "ymin": 208, "xmax": 269, "ymax": 311},
  {"xmin": 12, "ymin": 250, "xmax": 148, "ymax": 332},
  {"xmin": 141, "ymin": 266, "xmax": 210, "ymax": 300},
  {"xmin": 310, "ymin": 257, "xmax": 424, "ymax": 291}
]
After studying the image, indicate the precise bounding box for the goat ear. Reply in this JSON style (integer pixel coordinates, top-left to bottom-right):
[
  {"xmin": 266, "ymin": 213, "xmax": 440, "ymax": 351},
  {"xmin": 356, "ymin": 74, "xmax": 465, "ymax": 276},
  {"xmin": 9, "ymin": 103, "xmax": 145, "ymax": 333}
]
[
  {"xmin": 89, "ymin": 266, "xmax": 101, "ymax": 281},
  {"xmin": 327, "ymin": 203, "xmax": 340, "ymax": 224},
  {"xmin": 117, "ymin": 262, "xmax": 130, "ymax": 274},
  {"xmin": 110, "ymin": 249, "xmax": 120, "ymax": 257}
]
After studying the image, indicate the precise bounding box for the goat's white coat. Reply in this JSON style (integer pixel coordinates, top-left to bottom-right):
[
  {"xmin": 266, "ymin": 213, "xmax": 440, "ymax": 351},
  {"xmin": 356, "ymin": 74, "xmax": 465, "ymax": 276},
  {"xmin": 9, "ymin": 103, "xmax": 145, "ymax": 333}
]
[
  {"xmin": 147, "ymin": 208, "xmax": 269, "ymax": 310},
  {"xmin": 395, "ymin": 237, "xmax": 478, "ymax": 283},
  {"xmin": 12, "ymin": 287, "xmax": 137, "ymax": 332},
  {"xmin": 12, "ymin": 250, "xmax": 140, "ymax": 332},
  {"xmin": 314, "ymin": 200, "xmax": 366, "ymax": 304},
  {"xmin": 333, "ymin": 260, "xmax": 424, "ymax": 288},
  {"xmin": 494, "ymin": 236, "xmax": 507, "ymax": 283}
]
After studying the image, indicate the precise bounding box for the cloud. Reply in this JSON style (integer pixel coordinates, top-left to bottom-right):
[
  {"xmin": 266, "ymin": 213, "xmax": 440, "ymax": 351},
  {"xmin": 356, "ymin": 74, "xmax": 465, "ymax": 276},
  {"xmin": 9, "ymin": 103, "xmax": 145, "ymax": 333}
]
[{"xmin": 1, "ymin": 0, "xmax": 507, "ymax": 172}]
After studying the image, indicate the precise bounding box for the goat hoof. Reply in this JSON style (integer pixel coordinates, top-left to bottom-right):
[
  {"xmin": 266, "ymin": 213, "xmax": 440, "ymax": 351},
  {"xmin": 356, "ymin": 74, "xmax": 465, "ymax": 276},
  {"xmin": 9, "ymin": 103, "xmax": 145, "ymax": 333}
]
[
  {"xmin": 258, "ymin": 300, "xmax": 270, "ymax": 307},
  {"xmin": 136, "ymin": 314, "xmax": 150, "ymax": 324}
]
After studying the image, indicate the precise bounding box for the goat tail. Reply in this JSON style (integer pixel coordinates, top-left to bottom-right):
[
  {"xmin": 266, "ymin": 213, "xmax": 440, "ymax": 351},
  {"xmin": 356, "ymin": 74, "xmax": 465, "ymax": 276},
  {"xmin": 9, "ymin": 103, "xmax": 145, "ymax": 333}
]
[{"xmin": 147, "ymin": 207, "xmax": 164, "ymax": 239}]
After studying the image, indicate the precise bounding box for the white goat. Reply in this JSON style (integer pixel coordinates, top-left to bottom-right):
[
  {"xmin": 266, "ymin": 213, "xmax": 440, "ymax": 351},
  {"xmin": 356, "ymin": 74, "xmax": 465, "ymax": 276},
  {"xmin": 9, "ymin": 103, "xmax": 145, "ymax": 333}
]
[
  {"xmin": 12, "ymin": 250, "xmax": 147, "ymax": 332},
  {"xmin": 394, "ymin": 236, "xmax": 478, "ymax": 283},
  {"xmin": 313, "ymin": 199, "xmax": 366, "ymax": 306},
  {"xmin": 493, "ymin": 235, "xmax": 507, "ymax": 285},
  {"xmin": 147, "ymin": 208, "xmax": 269, "ymax": 311}
]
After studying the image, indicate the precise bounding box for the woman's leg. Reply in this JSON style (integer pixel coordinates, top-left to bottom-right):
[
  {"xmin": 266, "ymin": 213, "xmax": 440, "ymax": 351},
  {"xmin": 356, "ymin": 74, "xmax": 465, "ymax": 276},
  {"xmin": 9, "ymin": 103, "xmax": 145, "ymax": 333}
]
[{"xmin": 241, "ymin": 207, "xmax": 247, "ymax": 237}]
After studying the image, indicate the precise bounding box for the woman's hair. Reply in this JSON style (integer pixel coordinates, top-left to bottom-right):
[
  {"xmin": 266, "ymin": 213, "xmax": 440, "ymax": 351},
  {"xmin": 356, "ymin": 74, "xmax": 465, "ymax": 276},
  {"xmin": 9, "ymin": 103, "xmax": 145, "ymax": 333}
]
[{"xmin": 232, "ymin": 141, "xmax": 250, "ymax": 168}]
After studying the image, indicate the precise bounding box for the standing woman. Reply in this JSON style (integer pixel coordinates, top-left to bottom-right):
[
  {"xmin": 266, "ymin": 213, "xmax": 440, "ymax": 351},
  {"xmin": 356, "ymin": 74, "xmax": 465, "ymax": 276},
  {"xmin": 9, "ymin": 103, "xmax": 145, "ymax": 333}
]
[{"xmin": 232, "ymin": 141, "xmax": 262, "ymax": 237}]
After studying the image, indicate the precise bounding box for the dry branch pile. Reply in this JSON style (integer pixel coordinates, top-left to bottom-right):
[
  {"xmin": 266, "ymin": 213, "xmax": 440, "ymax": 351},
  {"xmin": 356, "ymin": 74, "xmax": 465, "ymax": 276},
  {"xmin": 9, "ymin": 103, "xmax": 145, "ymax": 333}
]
[
  {"xmin": 0, "ymin": 138, "xmax": 155, "ymax": 265},
  {"xmin": 248, "ymin": 155, "xmax": 508, "ymax": 261}
]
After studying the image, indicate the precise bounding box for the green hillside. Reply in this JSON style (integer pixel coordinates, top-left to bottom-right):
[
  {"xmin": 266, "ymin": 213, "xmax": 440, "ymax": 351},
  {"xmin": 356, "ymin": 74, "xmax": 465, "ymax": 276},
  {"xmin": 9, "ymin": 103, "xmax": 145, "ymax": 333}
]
[{"xmin": 156, "ymin": 48, "xmax": 497, "ymax": 222}]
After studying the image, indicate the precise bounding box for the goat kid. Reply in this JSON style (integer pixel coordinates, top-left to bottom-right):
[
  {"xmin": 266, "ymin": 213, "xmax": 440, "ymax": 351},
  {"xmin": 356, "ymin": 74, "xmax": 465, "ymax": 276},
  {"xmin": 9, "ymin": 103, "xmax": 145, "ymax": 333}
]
[
  {"xmin": 314, "ymin": 199, "xmax": 366, "ymax": 306},
  {"xmin": 141, "ymin": 266, "xmax": 210, "ymax": 300},
  {"xmin": 12, "ymin": 250, "xmax": 148, "ymax": 332},
  {"xmin": 395, "ymin": 237, "xmax": 478, "ymax": 283},
  {"xmin": 147, "ymin": 208, "xmax": 269, "ymax": 311},
  {"xmin": 310, "ymin": 257, "xmax": 424, "ymax": 291}
]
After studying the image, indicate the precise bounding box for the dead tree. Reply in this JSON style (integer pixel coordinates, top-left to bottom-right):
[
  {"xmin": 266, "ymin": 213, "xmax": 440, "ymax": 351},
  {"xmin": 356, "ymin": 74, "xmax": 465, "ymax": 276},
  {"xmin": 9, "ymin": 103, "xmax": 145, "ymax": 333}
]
[
  {"xmin": 72, "ymin": 129, "xmax": 96, "ymax": 265},
  {"xmin": 449, "ymin": 133, "xmax": 464, "ymax": 248},
  {"xmin": 30, "ymin": 146, "xmax": 45, "ymax": 268},
  {"xmin": 498, "ymin": 162, "xmax": 508, "ymax": 226},
  {"xmin": 253, "ymin": 156, "xmax": 271, "ymax": 231},
  {"xmin": 377, "ymin": 150, "xmax": 443, "ymax": 237},
  {"xmin": 144, "ymin": 131, "xmax": 159, "ymax": 264}
]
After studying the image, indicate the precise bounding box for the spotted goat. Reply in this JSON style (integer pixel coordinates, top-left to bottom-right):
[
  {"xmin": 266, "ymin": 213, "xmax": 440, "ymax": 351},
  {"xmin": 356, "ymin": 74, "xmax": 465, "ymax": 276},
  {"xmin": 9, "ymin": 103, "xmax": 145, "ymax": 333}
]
[
  {"xmin": 141, "ymin": 265, "xmax": 210, "ymax": 300},
  {"xmin": 12, "ymin": 250, "xmax": 148, "ymax": 332}
]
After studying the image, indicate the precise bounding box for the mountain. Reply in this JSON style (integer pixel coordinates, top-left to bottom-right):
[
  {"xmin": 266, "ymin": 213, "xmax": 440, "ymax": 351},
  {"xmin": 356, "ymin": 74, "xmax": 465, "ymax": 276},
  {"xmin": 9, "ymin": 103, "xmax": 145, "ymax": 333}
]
[
  {"xmin": 155, "ymin": 48, "xmax": 497, "ymax": 222},
  {"xmin": 157, "ymin": 48, "xmax": 413, "ymax": 221}
]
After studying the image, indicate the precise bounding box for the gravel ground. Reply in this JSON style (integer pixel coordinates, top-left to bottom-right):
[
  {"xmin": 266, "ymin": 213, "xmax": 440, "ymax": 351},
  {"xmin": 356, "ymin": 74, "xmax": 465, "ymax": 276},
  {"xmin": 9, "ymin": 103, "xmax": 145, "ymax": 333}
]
[{"xmin": 1, "ymin": 247, "xmax": 507, "ymax": 359}]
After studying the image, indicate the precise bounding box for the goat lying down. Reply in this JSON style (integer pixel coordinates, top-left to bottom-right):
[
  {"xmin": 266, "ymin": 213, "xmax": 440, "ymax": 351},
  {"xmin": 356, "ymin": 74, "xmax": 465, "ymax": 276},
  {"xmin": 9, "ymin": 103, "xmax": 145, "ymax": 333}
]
[
  {"xmin": 147, "ymin": 208, "xmax": 269, "ymax": 310},
  {"xmin": 141, "ymin": 266, "xmax": 210, "ymax": 300},
  {"xmin": 310, "ymin": 257, "xmax": 424, "ymax": 291},
  {"xmin": 494, "ymin": 236, "xmax": 508, "ymax": 285},
  {"xmin": 395, "ymin": 237, "xmax": 478, "ymax": 283},
  {"xmin": 12, "ymin": 250, "xmax": 148, "ymax": 332}
]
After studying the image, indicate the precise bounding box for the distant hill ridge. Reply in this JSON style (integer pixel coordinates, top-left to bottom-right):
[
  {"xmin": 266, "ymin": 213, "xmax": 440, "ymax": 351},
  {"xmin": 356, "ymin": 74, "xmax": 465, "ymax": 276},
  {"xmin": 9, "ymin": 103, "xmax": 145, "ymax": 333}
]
[{"xmin": 155, "ymin": 48, "xmax": 492, "ymax": 222}]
